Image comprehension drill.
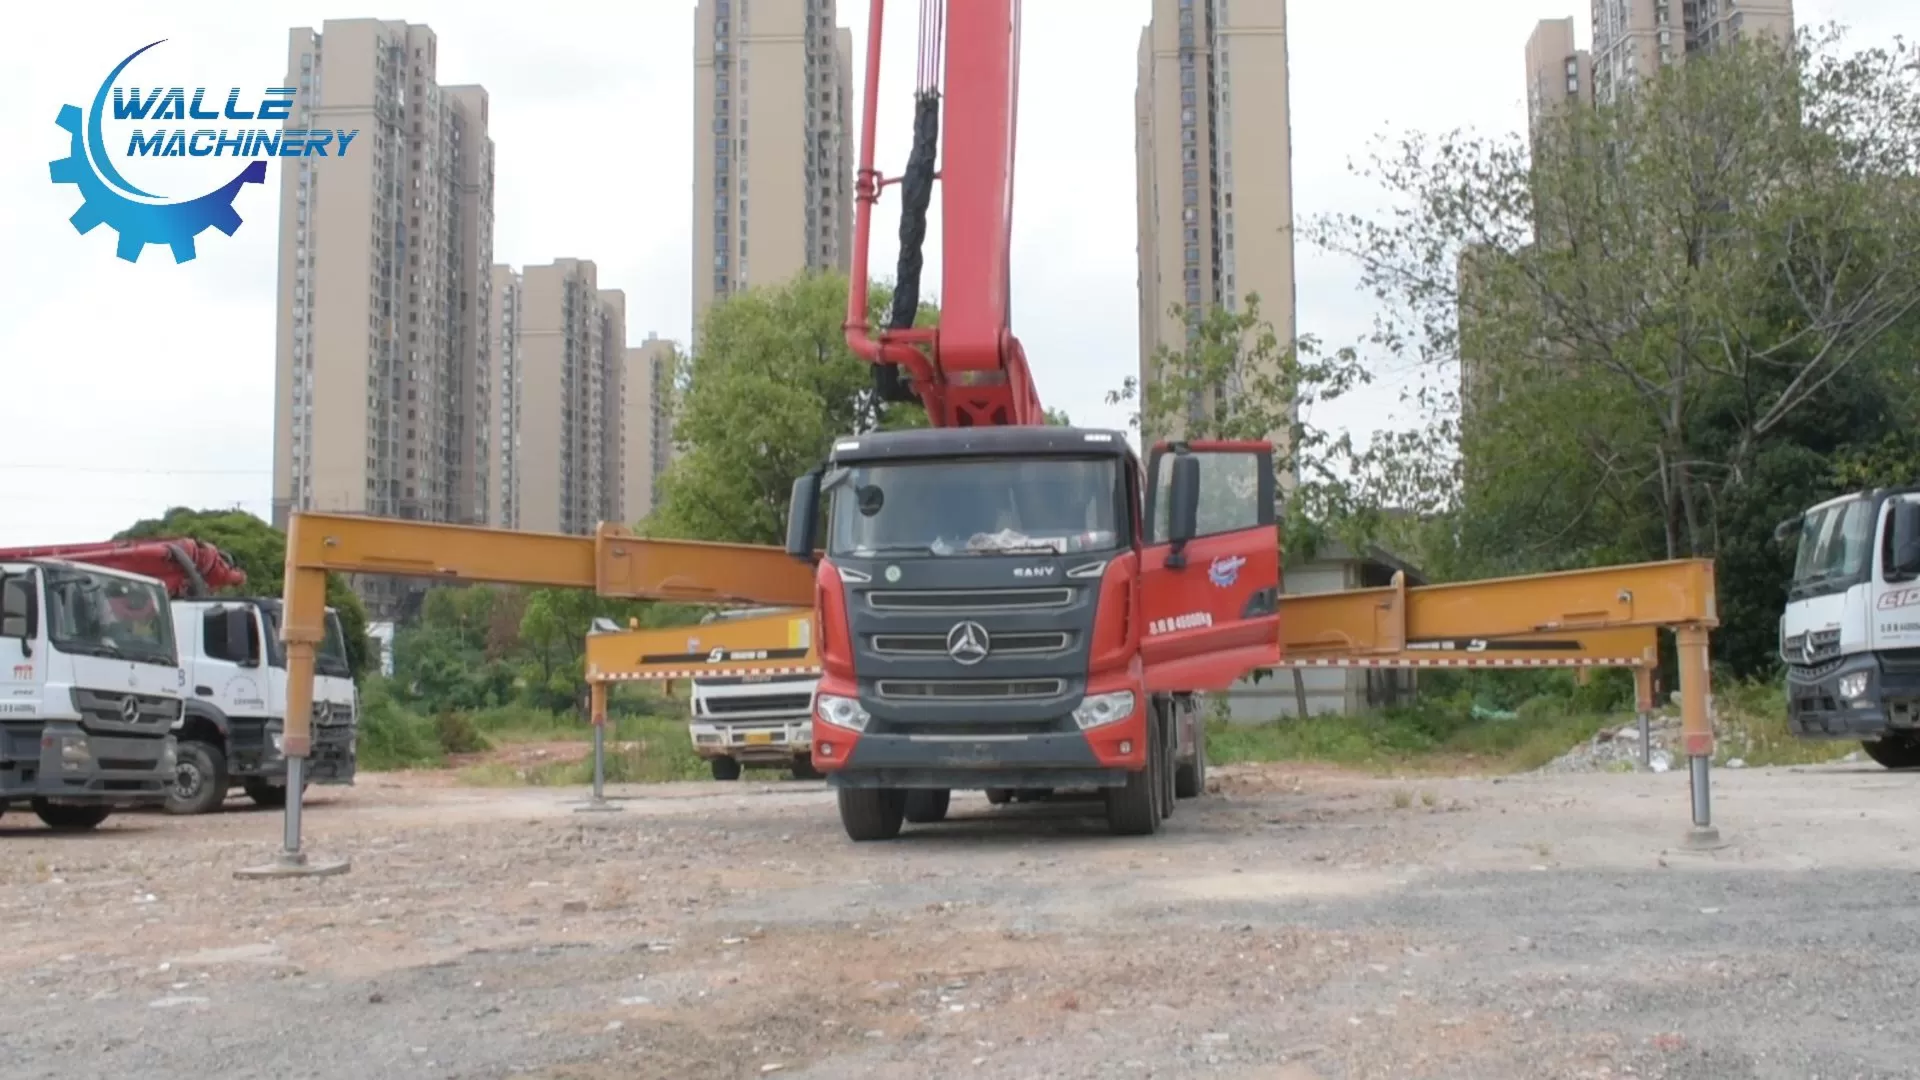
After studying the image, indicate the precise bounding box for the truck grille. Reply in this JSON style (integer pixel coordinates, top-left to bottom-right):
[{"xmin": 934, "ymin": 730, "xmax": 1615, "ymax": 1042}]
[
  {"xmin": 870, "ymin": 630, "xmax": 1072, "ymax": 655},
  {"xmin": 1781, "ymin": 628, "xmax": 1841, "ymax": 665},
  {"xmin": 704, "ymin": 693, "xmax": 813, "ymax": 716},
  {"xmin": 865, "ymin": 587, "xmax": 1074, "ymax": 611},
  {"xmin": 875, "ymin": 678, "xmax": 1066, "ymax": 701},
  {"xmin": 73, "ymin": 689, "xmax": 179, "ymax": 734}
]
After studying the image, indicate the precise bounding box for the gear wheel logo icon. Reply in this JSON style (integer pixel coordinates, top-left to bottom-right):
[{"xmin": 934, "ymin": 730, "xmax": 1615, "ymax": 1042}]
[{"xmin": 48, "ymin": 40, "xmax": 267, "ymax": 264}]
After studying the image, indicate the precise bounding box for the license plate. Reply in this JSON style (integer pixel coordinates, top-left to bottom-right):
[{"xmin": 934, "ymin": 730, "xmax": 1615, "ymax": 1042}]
[{"xmin": 744, "ymin": 732, "xmax": 773, "ymax": 745}]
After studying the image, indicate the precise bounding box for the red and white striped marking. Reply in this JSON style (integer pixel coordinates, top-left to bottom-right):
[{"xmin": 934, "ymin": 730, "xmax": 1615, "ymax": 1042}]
[
  {"xmin": 1275, "ymin": 656, "xmax": 1647, "ymax": 668},
  {"xmin": 593, "ymin": 665, "xmax": 824, "ymax": 682}
]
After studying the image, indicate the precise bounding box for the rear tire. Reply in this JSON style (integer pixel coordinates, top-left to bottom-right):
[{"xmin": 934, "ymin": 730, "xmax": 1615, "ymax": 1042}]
[
  {"xmin": 1175, "ymin": 717, "xmax": 1207, "ymax": 798},
  {"xmin": 1861, "ymin": 736, "xmax": 1920, "ymax": 769},
  {"xmin": 1105, "ymin": 718, "xmax": 1163, "ymax": 836},
  {"xmin": 710, "ymin": 756, "xmax": 742, "ymax": 781},
  {"xmin": 838, "ymin": 787, "xmax": 907, "ymax": 841},
  {"xmin": 790, "ymin": 754, "xmax": 823, "ymax": 781},
  {"xmin": 32, "ymin": 800, "xmax": 111, "ymax": 831},
  {"xmin": 903, "ymin": 788, "xmax": 951, "ymax": 823},
  {"xmin": 984, "ymin": 787, "xmax": 1013, "ymax": 805},
  {"xmin": 165, "ymin": 739, "xmax": 228, "ymax": 816}
]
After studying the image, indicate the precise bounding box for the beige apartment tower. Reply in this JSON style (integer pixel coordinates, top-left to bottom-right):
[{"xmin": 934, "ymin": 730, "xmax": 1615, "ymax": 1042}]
[
  {"xmin": 1589, "ymin": 0, "xmax": 1794, "ymax": 102},
  {"xmin": 486, "ymin": 260, "xmax": 629, "ymax": 537},
  {"xmin": 1134, "ymin": 0, "xmax": 1297, "ymax": 471},
  {"xmin": 622, "ymin": 336, "xmax": 676, "ymax": 523},
  {"xmin": 692, "ymin": 0, "xmax": 854, "ymax": 345},
  {"xmin": 1525, "ymin": 18, "xmax": 1594, "ymax": 133}
]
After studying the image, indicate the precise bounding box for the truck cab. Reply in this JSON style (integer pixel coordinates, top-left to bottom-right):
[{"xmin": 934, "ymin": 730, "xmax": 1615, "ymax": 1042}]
[
  {"xmin": 688, "ymin": 606, "xmax": 822, "ymax": 780},
  {"xmin": 785, "ymin": 427, "xmax": 1280, "ymax": 840},
  {"xmin": 0, "ymin": 559, "xmax": 180, "ymax": 829},
  {"xmin": 1778, "ymin": 486, "xmax": 1920, "ymax": 768},
  {"xmin": 163, "ymin": 598, "xmax": 359, "ymax": 813}
]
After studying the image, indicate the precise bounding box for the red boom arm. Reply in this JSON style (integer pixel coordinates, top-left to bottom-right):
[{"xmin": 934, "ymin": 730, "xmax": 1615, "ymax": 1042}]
[
  {"xmin": 0, "ymin": 538, "xmax": 247, "ymax": 598},
  {"xmin": 844, "ymin": 0, "xmax": 1044, "ymax": 428}
]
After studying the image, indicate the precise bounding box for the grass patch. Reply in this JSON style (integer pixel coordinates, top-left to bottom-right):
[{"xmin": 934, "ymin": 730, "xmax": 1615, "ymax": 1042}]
[
  {"xmin": 452, "ymin": 716, "xmax": 711, "ymax": 786},
  {"xmin": 1204, "ymin": 693, "xmax": 1622, "ymax": 774}
]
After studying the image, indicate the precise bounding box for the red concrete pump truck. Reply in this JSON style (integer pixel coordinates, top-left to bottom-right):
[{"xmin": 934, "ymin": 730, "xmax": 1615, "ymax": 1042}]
[{"xmin": 774, "ymin": 0, "xmax": 1284, "ymax": 839}]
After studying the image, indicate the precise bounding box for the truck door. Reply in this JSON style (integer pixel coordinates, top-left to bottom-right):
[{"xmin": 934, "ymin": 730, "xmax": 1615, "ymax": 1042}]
[
  {"xmin": 0, "ymin": 569, "xmax": 39, "ymax": 718},
  {"xmin": 1139, "ymin": 441, "xmax": 1282, "ymax": 692}
]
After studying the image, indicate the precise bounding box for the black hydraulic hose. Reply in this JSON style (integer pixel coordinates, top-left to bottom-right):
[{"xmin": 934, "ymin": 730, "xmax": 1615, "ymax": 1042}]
[{"xmin": 889, "ymin": 89, "xmax": 941, "ymax": 331}]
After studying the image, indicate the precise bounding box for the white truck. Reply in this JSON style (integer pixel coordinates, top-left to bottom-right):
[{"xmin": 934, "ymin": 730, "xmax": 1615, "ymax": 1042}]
[
  {"xmin": 164, "ymin": 598, "xmax": 359, "ymax": 813},
  {"xmin": 689, "ymin": 608, "xmax": 822, "ymax": 781},
  {"xmin": 0, "ymin": 558, "xmax": 180, "ymax": 829},
  {"xmin": 1777, "ymin": 486, "xmax": 1920, "ymax": 769}
]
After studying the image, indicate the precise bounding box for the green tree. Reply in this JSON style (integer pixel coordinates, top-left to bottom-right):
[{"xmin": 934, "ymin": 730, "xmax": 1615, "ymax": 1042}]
[
  {"xmin": 117, "ymin": 507, "xmax": 374, "ymax": 678},
  {"xmin": 647, "ymin": 270, "xmax": 935, "ymax": 545}
]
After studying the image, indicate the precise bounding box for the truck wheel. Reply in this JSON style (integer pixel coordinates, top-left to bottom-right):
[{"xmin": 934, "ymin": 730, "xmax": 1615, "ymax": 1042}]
[
  {"xmin": 165, "ymin": 740, "xmax": 229, "ymax": 816},
  {"xmin": 984, "ymin": 787, "xmax": 1013, "ymax": 805},
  {"xmin": 1175, "ymin": 719, "xmax": 1207, "ymax": 798},
  {"xmin": 790, "ymin": 755, "xmax": 823, "ymax": 781},
  {"xmin": 1861, "ymin": 736, "xmax": 1920, "ymax": 769},
  {"xmin": 32, "ymin": 800, "xmax": 111, "ymax": 831},
  {"xmin": 1104, "ymin": 718, "xmax": 1163, "ymax": 836},
  {"xmin": 242, "ymin": 779, "xmax": 308, "ymax": 808},
  {"xmin": 903, "ymin": 789, "xmax": 951, "ymax": 823},
  {"xmin": 837, "ymin": 787, "xmax": 906, "ymax": 841},
  {"xmin": 710, "ymin": 756, "xmax": 742, "ymax": 781}
]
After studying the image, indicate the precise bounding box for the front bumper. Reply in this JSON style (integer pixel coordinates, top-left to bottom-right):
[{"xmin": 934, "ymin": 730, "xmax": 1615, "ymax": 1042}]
[
  {"xmin": 228, "ymin": 719, "xmax": 357, "ymax": 784},
  {"xmin": 0, "ymin": 721, "xmax": 172, "ymax": 807},
  {"xmin": 1786, "ymin": 651, "xmax": 1920, "ymax": 739},
  {"xmin": 819, "ymin": 725, "xmax": 1128, "ymax": 790},
  {"xmin": 691, "ymin": 718, "xmax": 812, "ymax": 762}
]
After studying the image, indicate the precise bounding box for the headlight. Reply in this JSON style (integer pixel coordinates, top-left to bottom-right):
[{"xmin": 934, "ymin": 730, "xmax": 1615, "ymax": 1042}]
[
  {"xmin": 266, "ymin": 718, "xmax": 285, "ymax": 755},
  {"xmin": 59, "ymin": 737, "xmax": 92, "ymax": 772},
  {"xmin": 815, "ymin": 694, "xmax": 869, "ymax": 732},
  {"xmin": 1839, "ymin": 672, "xmax": 1869, "ymax": 700},
  {"xmin": 1072, "ymin": 690, "xmax": 1135, "ymax": 730}
]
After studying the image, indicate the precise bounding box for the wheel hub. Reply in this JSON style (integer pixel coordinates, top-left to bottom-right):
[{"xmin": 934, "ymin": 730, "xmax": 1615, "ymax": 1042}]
[{"xmin": 174, "ymin": 761, "xmax": 203, "ymax": 799}]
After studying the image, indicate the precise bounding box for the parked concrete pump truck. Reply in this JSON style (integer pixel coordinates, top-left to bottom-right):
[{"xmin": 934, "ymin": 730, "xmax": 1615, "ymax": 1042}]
[
  {"xmin": 688, "ymin": 607, "xmax": 823, "ymax": 781},
  {"xmin": 1777, "ymin": 487, "xmax": 1920, "ymax": 768},
  {"xmin": 0, "ymin": 539, "xmax": 359, "ymax": 814},
  {"xmin": 0, "ymin": 544, "xmax": 187, "ymax": 829}
]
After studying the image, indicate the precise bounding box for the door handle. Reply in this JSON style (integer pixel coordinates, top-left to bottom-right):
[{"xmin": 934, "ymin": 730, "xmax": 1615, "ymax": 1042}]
[{"xmin": 195, "ymin": 685, "xmax": 213, "ymax": 697}]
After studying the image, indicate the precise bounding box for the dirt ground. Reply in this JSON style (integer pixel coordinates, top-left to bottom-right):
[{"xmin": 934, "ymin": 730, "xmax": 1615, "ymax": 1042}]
[{"xmin": 2, "ymin": 759, "xmax": 1918, "ymax": 1079}]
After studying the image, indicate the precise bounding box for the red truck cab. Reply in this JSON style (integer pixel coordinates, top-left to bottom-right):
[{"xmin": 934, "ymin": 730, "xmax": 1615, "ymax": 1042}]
[{"xmin": 785, "ymin": 427, "xmax": 1280, "ymax": 840}]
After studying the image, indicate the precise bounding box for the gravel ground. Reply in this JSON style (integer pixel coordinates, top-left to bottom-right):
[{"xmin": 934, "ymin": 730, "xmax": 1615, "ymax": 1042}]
[{"xmin": 2, "ymin": 758, "xmax": 1917, "ymax": 1079}]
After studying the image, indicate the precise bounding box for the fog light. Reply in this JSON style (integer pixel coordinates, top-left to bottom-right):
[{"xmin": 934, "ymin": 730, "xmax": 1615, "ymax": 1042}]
[
  {"xmin": 1838, "ymin": 672, "xmax": 1869, "ymax": 700},
  {"xmin": 1119, "ymin": 740, "xmax": 1132, "ymax": 755},
  {"xmin": 819, "ymin": 742, "xmax": 834, "ymax": 758}
]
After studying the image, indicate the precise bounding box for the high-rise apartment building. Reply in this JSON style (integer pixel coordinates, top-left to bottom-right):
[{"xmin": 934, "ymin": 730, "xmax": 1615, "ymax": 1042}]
[
  {"xmin": 485, "ymin": 260, "xmax": 629, "ymax": 537},
  {"xmin": 1525, "ymin": 18, "xmax": 1595, "ymax": 134},
  {"xmin": 1589, "ymin": 0, "xmax": 1793, "ymax": 102},
  {"xmin": 622, "ymin": 336, "xmax": 676, "ymax": 523},
  {"xmin": 271, "ymin": 19, "xmax": 494, "ymax": 616},
  {"xmin": 486, "ymin": 264, "xmax": 525, "ymax": 529},
  {"xmin": 1134, "ymin": 0, "xmax": 1298, "ymax": 470},
  {"xmin": 692, "ymin": 0, "xmax": 854, "ymax": 344}
]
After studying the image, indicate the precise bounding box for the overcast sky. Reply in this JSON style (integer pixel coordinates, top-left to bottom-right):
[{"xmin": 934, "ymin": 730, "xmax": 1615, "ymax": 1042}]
[{"xmin": 0, "ymin": 0, "xmax": 1909, "ymax": 546}]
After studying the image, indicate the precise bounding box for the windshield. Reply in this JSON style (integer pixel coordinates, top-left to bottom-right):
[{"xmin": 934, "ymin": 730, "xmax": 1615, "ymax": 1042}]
[
  {"xmin": 827, "ymin": 456, "xmax": 1123, "ymax": 558},
  {"xmin": 44, "ymin": 566, "xmax": 176, "ymax": 666},
  {"xmin": 263, "ymin": 606, "xmax": 353, "ymax": 678},
  {"xmin": 1790, "ymin": 496, "xmax": 1875, "ymax": 598}
]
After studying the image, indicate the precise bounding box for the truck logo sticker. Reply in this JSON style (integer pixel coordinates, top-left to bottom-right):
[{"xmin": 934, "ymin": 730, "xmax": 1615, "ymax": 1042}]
[
  {"xmin": 1148, "ymin": 611, "xmax": 1213, "ymax": 635},
  {"xmin": 640, "ymin": 646, "xmax": 811, "ymax": 665},
  {"xmin": 10, "ymin": 665, "xmax": 28, "ymax": 680},
  {"xmin": 885, "ymin": 565, "xmax": 902, "ymax": 583},
  {"xmin": 1407, "ymin": 638, "xmax": 1580, "ymax": 652},
  {"xmin": 1878, "ymin": 588, "xmax": 1920, "ymax": 610},
  {"xmin": 946, "ymin": 621, "xmax": 990, "ymax": 665},
  {"xmin": 1208, "ymin": 555, "xmax": 1246, "ymax": 588},
  {"xmin": 1013, "ymin": 565, "xmax": 1055, "ymax": 578}
]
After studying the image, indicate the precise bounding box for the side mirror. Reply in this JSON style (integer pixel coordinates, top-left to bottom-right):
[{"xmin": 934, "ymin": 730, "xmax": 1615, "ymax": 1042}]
[
  {"xmin": 1167, "ymin": 453, "xmax": 1201, "ymax": 555},
  {"xmin": 786, "ymin": 470, "xmax": 822, "ymax": 561},
  {"xmin": 225, "ymin": 608, "xmax": 259, "ymax": 666},
  {"xmin": 1892, "ymin": 502, "xmax": 1920, "ymax": 577}
]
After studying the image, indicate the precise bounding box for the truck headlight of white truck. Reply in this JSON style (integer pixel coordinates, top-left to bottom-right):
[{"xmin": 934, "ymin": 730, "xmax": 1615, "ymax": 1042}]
[{"xmin": 1838, "ymin": 671, "xmax": 1869, "ymax": 703}]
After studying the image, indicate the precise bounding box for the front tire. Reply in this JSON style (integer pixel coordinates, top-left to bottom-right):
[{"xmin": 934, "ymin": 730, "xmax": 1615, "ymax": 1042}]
[
  {"xmin": 165, "ymin": 740, "xmax": 229, "ymax": 816},
  {"xmin": 32, "ymin": 800, "xmax": 111, "ymax": 831},
  {"xmin": 903, "ymin": 788, "xmax": 951, "ymax": 823},
  {"xmin": 710, "ymin": 756, "xmax": 742, "ymax": 781},
  {"xmin": 1861, "ymin": 736, "xmax": 1920, "ymax": 769},
  {"xmin": 984, "ymin": 787, "xmax": 1013, "ymax": 805},
  {"xmin": 838, "ymin": 787, "xmax": 907, "ymax": 841},
  {"xmin": 242, "ymin": 779, "xmax": 308, "ymax": 808},
  {"xmin": 1105, "ymin": 718, "xmax": 1164, "ymax": 836}
]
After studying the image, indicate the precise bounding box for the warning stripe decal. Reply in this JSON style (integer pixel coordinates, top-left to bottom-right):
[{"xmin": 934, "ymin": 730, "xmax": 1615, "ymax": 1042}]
[
  {"xmin": 1275, "ymin": 656, "xmax": 1647, "ymax": 668},
  {"xmin": 594, "ymin": 666, "xmax": 824, "ymax": 681}
]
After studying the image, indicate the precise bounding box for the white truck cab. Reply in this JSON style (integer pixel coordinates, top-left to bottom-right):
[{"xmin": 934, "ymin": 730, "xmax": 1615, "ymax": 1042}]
[
  {"xmin": 163, "ymin": 597, "xmax": 359, "ymax": 813},
  {"xmin": 1778, "ymin": 486, "xmax": 1920, "ymax": 768},
  {"xmin": 689, "ymin": 608, "xmax": 821, "ymax": 781},
  {"xmin": 0, "ymin": 559, "xmax": 179, "ymax": 828}
]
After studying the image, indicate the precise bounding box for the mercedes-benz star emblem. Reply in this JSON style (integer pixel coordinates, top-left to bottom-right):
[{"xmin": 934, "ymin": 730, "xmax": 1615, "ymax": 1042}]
[
  {"xmin": 946, "ymin": 621, "xmax": 990, "ymax": 665},
  {"xmin": 120, "ymin": 696, "xmax": 141, "ymax": 723}
]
